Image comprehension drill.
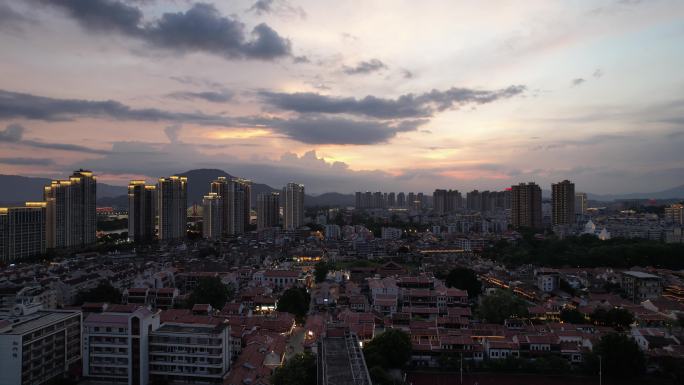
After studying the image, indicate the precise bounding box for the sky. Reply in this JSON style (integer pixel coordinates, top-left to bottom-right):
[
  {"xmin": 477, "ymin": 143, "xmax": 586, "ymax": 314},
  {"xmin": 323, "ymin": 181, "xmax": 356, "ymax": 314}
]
[{"xmin": 0, "ymin": 0, "xmax": 683, "ymax": 195}]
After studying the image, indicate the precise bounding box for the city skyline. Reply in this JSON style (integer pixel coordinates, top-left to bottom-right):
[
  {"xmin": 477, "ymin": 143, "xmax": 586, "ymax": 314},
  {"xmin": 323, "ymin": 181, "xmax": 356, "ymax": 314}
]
[{"xmin": 0, "ymin": 0, "xmax": 683, "ymax": 194}]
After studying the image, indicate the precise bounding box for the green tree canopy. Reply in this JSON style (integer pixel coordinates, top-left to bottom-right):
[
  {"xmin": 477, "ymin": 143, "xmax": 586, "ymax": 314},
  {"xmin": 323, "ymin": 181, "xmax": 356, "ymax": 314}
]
[
  {"xmin": 363, "ymin": 329, "xmax": 412, "ymax": 370},
  {"xmin": 478, "ymin": 289, "xmax": 530, "ymax": 324},
  {"xmin": 314, "ymin": 261, "xmax": 330, "ymax": 283},
  {"xmin": 271, "ymin": 352, "xmax": 316, "ymax": 385},
  {"xmin": 75, "ymin": 281, "xmax": 122, "ymax": 305},
  {"xmin": 591, "ymin": 333, "xmax": 645, "ymax": 380},
  {"xmin": 560, "ymin": 308, "xmax": 586, "ymax": 324},
  {"xmin": 590, "ymin": 308, "xmax": 634, "ymax": 329},
  {"xmin": 445, "ymin": 267, "xmax": 481, "ymax": 299},
  {"xmin": 277, "ymin": 287, "xmax": 311, "ymax": 321},
  {"xmin": 186, "ymin": 277, "xmax": 234, "ymax": 310}
]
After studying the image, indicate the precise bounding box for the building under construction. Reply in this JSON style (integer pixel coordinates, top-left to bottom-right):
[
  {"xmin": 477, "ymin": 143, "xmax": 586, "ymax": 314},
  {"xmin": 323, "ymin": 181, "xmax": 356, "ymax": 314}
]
[{"xmin": 317, "ymin": 326, "xmax": 373, "ymax": 385}]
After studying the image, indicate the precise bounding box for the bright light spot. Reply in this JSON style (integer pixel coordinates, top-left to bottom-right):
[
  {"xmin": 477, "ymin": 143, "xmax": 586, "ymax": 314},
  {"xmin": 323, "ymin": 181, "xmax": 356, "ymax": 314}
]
[{"xmin": 207, "ymin": 129, "xmax": 271, "ymax": 139}]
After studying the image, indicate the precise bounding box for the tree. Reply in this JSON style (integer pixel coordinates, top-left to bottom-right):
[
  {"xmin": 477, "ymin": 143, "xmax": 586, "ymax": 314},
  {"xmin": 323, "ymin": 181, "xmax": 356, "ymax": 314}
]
[
  {"xmin": 186, "ymin": 277, "xmax": 234, "ymax": 310},
  {"xmin": 363, "ymin": 329, "xmax": 412, "ymax": 369},
  {"xmin": 590, "ymin": 308, "xmax": 634, "ymax": 329},
  {"xmin": 560, "ymin": 308, "xmax": 586, "ymax": 324},
  {"xmin": 271, "ymin": 352, "xmax": 316, "ymax": 385},
  {"xmin": 75, "ymin": 282, "xmax": 122, "ymax": 305},
  {"xmin": 445, "ymin": 267, "xmax": 481, "ymax": 299},
  {"xmin": 314, "ymin": 261, "xmax": 330, "ymax": 283},
  {"xmin": 478, "ymin": 289, "xmax": 529, "ymax": 324},
  {"xmin": 277, "ymin": 287, "xmax": 310, "ymax": 321},
  {"xmin": 592, "ymin": 333, "xmax": 645, "ymax": 380}
]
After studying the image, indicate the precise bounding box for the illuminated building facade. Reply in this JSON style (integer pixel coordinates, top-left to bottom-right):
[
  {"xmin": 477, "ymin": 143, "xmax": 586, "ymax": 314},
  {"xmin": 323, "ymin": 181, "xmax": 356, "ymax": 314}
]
[
  {"xmin": 43, "ymin": 170, "xmax": 97, "ymax": 249},
  {"xmin": 0, "ymin": 202, "xmax": 46, "ymax": 263},
  {"xmin": 128, "ymin": 181, "xmax": 156, "ymax": 242},
  {"xmin": 157, "ymin": 176, "xmax": 187, "ymax": 241}
]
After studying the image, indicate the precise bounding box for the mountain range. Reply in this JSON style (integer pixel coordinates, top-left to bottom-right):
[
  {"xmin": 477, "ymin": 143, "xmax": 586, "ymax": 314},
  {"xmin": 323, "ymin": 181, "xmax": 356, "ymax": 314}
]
[{"xmin": 0, "ymin": 171, "xmax": 682, "ymax": 208}]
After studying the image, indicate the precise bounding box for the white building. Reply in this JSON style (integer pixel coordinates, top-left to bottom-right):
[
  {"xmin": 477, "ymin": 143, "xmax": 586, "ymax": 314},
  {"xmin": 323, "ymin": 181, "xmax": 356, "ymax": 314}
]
[
  {"xmin": 381, "ymin": 227, "xmax": 402, "ymax": 240},
  {"xmin": 324, "ymin": 224, "xmax": 341, "ymax": 240},
  {"xmin": 83, "ymin": 305, "xmax": 160, "ymax": 385},
  {"xmin": 149, "ymin": 319, "xmax": 231, "ymax": 384},
  {"xmin": 0, "ymin": 308, "xmax": 82, "ymax": 385}
]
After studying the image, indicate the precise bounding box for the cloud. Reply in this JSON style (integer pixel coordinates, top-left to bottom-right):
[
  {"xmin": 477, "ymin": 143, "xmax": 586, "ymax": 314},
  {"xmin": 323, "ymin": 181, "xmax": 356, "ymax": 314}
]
[
  {"xmin": 593, "ymin": 68, "xmax": 604, "ymax": 78},
  {"xmin": 0, "ymin": 123, "xmax": 110, "ymax": 154},
  {"xmin": 164, "ymin": 123, "xmax": 182, "ymax": 143},
  {"xmin": 401, "ymin": 69, "xmax": 415, "ymax": 79},
  {"xmin": 166, "ymin": 90, "xmax": 234, "ymax": 103},
  {"xmin": 260, "ymin": 85, "xmax": 526, "ymax": 119},
  {"xmin": 572, "ymin": 78, "xmax": 586, "ymax": 86},
  {"xmin": 39, "ymin": 1, "xmax": 292, "ymax": 60},
  {"xmin": 343, "ymin": 59, "xmax": 387, "ymax": 75},
  {"xmin": 0, "ymin": 89, "xmax": 237, "ymax": 125},
  {"xmin": 246, "ymin": 115, "xmax": 429, "ymax": 144},
  {"xmin": 247, "ymin": 0, "xmax": 306, "ymax": 18},
  {"xmin": 0, "ymin": 123, "xmax": 23, "ymax": 142},
  {"xmin": 0, "ymin": 157, "xmax": 54, "ymax": 166},
  {"xmin": 0, "ymin": 2, "xmax": 32, "ymax": 32}
]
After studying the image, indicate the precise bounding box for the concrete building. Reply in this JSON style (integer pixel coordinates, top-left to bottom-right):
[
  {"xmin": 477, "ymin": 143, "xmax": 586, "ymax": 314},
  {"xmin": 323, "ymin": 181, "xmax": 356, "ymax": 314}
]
[
  {"xmin": 82, "ymin": 304, "xmax": 160, "ymax": 385},
  {"xmin": 621, "ymin": 271, "xmax": 663, "ymax": 303},
  {"xmin": 211, "ymin": 177, "xmax": 250, "ymax": 235},
  {"xmin": 158, "ymin": 176, "xmax": 188, "ymax": 241},
  {"xmin": 552, "ymin": 180, "xmax": 575, "ymax": 226},
  {"xmin": 149, "ymin": 318, "xmax": 231, "ymax": 384},
  {"xmin": 665, "ymin": 203, "xmax": 683, "ymax": 225},
  {"xmin": 575, "ymin": 192, "xmax": 588, "ymax": 216},
  {"xmin": 44, "ymin": 170, "xmax": 97, "ymax": 249},
  {"xmin": 0, "ymin": 202, "xmax": 46, "ymax": 263},
  {"xmin": 511, "ymin": 182, "xmax": 543, "ymax": 229},
  {"xmin": 257, "ymin": 192, "xmax": 280, "ymax": 230},
  {"xmin": 535, "ymin": 268, "xmax": 560, "ymax": 293},
  {"xmin": 0, "ymin": 309, "xmax": 82, "ymax": 385},
  {"xmin": 324, "ymin": 224, "xmax": 341, "ymax": 240},
  {"xmin": 283, "ymin": 183, "xmax": 305, "ymax": 230},
  {"xmin": 317, "ymin": 326, "xmax": 372, "ymax": 385},
  {"xmin": 202, "ymin": 193, "xmax": 223, "ymax": 240},
  {"xmin": 128, "ymin": 181, "xmax": 156, "ymax": 243}
]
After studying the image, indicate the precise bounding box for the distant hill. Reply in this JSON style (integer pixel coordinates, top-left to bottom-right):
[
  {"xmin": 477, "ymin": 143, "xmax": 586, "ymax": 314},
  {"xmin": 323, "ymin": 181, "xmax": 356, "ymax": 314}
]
[
  {"xmin": 587, "ymin": 184, "xmax": 684, "ymax": 201},
  {"xmin": 3, "ymin": 172, "xmax": 681, "ymax": 209},
  {"xmin": 306, "ymin": 192, "xmax": 355, "ymax": 207},
  {"xmin": 0, "ymin": 174, "xmax": 126, "ymax": 205},
  {"xmin": 177, "ymin": 168, "xmax": 280, "ymax": 206}
]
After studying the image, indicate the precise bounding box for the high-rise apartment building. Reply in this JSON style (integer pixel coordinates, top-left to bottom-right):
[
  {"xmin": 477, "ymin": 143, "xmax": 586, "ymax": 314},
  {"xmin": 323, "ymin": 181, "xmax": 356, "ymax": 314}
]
[
  {"xmin": 433, "ymin": 189, "xmax": 448, "ymax": 215},
  {"xmin": 0, "ymin": 202, "xmax": 46, "ymax": 263},
  {"xmin": 128, "ymin": 181, "xmax": 156, "ymax": 243},
  {"xmin": 511, "ymin": 182, "xmax": 543, "ymax": 229},
  {"xmin": 665, "ymin": 203, "xmax": 683, "ymax": 224},
  {"xmin": 283, "ymin": 183, "xmax": 305, "ymax": 230},
  {"xmin": 397, "ymin": 192, "xmax": 406, "ymax": 208},
  {"xmin": 157, "ymin": 176, "xmax": 188, "ymax": 241},
  {"xmin": 387, "ymin": 192, "xmax": 396, "ymax": 207},
  {"xmin": 575, "ymin": 192, "xmax": 588, "ymax": 215},
  {"xmin": 211, "ymin": 177, "xmax": 250, "ymax": 235},
  {"xmin": 0, "ymin": 309, "xmax": 82, "ymax": 385},
  {"xmin": 466, "ymin": 190, "xmax": 481, "ymax": 211},
  {"xmin": 552, "ymin": 180, "xmax": 575, "ymax": 226},
  {"xmin": 202, "ymin": 193, "xmax": 223, "ymax": 240},
  {"xmin": 82, "ymin": 305, "xmax": 160, "ymax": 385},
  {"xmin": 44, "ymin": 170, "xmax": 97, "ymax": 249},
  {"xmin": 257, "ymin": 192, "xmax": 280, "ymax": 230}
]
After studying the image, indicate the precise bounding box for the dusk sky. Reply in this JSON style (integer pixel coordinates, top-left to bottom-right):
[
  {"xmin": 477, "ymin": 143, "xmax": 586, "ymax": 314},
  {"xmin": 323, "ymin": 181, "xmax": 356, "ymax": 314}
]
[{"xmin": 1, "ymin": 0, "xmax": 683, "ymax": 194}]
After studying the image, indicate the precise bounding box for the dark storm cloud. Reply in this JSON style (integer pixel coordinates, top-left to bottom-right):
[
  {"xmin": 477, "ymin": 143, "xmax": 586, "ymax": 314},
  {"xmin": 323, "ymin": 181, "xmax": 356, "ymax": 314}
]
[
  {"xmin": 343, "ymin": 59, "xmax": 387, "ymax": 75},
  {"xmin": 245, "ymin": 116, "xmax": 428, "ymax": 144},
  {"xmin": 0, "ymin": 157, "xmax": 54, "ymax": 166},
  {"xmin": 0, "ymin": 89, "xmax": 428, "ymax": 145},
  {"xmin": 247, "ymin": 0, "xmax": 306, "ymax": 18},
  {"xmin": 0, "ymin": 123, "xmax": 110, "ymax": 154},
  {"xmin": 38, "ymin": 1, "xmax": 291, "ymax": 60},
  {"xmin": 166, "ymin": 90, "xmax": 234, "ymax": 103},
  {"xmin": 0, "ymin": 2, "xmax": 32, "ymax": 32},
  {"xmin": 572, "ymin": 78, "xmax": 586, "ymax": 86},
  {"xmin": 0, "ymin": 89, "xmax": 236, "ymax": 125},
  {"xmin": 260, "ymin": 85, "xmax": 527, "ymax": 119}
]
